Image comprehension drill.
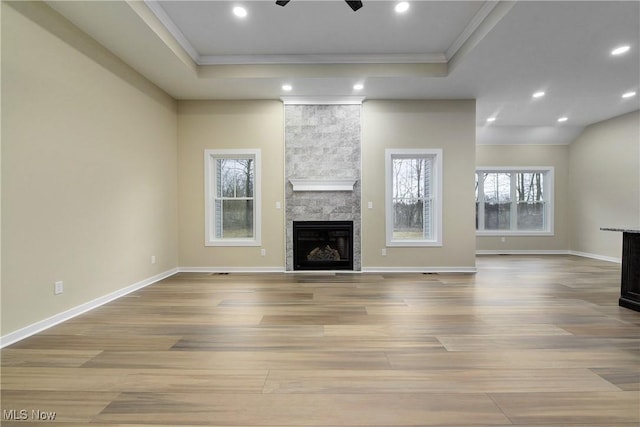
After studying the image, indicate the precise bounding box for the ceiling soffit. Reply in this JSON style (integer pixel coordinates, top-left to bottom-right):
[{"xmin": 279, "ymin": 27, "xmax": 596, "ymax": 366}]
[{"xmin": 141, "ymin": 0, "xmax": 514, "ymax": 79}]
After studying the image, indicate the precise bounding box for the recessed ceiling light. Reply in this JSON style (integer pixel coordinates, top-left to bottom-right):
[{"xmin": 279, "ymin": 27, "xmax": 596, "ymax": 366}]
[
  {"xmin": 532, "ymin": 91, "xmax": 545, "ymax": 99},
  {"xmin": 611, "ymin": 45, "xmax": 630, "ymax": 56},
  {"xmin": 232, "ymin": 6, "xmax": 248, "ymax": 18},
  {"xmin": 353, "ymin": 83, "xmax": 364, "ymax": 91},
  {"xmin": 282, "ymin": 84, "xmax": 292, "ymax": 92},
  {"xmin": 622, "ymin": 91, "xmax": 637, "ymax": 98},
  {"xmin": 486, "ymin": 117, "xmax": 496, "ymax": 123},
  {"xmin": 395, "ymin": 2, "xmax": 410, "ymax": 14},
  {"xmin": 557, "ymin": 117, "xmax": 568, "ymax": 123}
]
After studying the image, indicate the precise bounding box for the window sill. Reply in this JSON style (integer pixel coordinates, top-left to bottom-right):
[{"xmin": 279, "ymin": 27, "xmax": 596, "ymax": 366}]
[
  {"xmin": 476, "ymin": 231, "xmax": 554, "ymax": 237},
  {"xmin": 386, "ymin": 240, "xmax": 443, "ymax": 247},
  {"xmin": 206, "ymin": 239, "xmax": 261, "ymax": 247}
]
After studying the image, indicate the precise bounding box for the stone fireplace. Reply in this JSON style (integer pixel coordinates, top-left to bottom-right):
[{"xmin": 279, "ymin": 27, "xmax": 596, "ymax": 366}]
[{"xmin": 284, "ymin": 100, "xmax": 362, "ymax": 271}]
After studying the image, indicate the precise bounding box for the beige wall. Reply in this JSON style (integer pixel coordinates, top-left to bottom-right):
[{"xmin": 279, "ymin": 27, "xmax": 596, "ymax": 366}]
[
  {"xmin": 1, "ymin": 2, "xmax": 178, "ymax": 336},
  {"xmin": 476, "ymin": 144, "xmax": 570, "ymax": 252},
  {"xmin": 178, "ymin": 100, "xmax": 477, "ymax": 271},
  {"xmin": 361, "ymin": 100, "xmax": 477, "ymax": 269},
  {"xmin": 177, "ymin": 101, "xmax": 285, "ymax": 268},
  {"xmin": 568, "ymin": 111, "xmax": 640, "ymax": 259}
]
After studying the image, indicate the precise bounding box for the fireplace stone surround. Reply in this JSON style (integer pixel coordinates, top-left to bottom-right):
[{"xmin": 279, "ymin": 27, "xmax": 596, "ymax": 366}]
[{"xmin": 284, "ymin": 103, "xmax": 362, "ymax": 271}]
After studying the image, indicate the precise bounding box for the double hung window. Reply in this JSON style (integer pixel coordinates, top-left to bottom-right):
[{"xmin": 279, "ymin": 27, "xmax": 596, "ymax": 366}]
[
  {"xmin": 385, "ymin": 149, "xmax": 443, "ymax": 246},
  {"xmin": 205, "ymin": 149, "xmax": 261, "ymax": 246}
]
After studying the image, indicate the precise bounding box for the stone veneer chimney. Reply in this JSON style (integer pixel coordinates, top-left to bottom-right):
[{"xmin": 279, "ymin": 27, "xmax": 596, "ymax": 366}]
[{"xmin": 284, "ymin": 102, "xmax": 362, "ymax": 271}]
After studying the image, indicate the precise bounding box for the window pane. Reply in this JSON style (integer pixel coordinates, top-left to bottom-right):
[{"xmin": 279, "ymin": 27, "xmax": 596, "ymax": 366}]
[
  {"xmin": 483, "ymin": 172, "xmax": 511, "ymax": 230},
  {"xmin": 234, "ymin": 159, "xmax": 254, "ymax": 198},
  {"xmin": 215, "ymin": 200, "xmax": 254, "ymax": 238},
  {"xmin": 516, "ymin": 172, "xmax": 545, "ymax": 230},
  {"xmin": 393, "ymin": 198, "xmax": 425, "ymax": 240},
  {"xmin": 218, "ymin": 159, "xmax": 254, "ymax": 198},
  {"xmin": 392, "ymin": 158, "xmax": 430, "ymax": 199},
  {"xmin": 516, "ymin": 172, "xmax": 544, "ymax": 203},
  {"xmin": 517, "ymin": 201, "xmax": 545, "ymax": 230},
  {"xmin": 392, "ymin": 156, "xmax": 433, "ymax": 240},
  {"xmin": 218, "ymin": 159, "xmax": 233, "ymax": 197}
]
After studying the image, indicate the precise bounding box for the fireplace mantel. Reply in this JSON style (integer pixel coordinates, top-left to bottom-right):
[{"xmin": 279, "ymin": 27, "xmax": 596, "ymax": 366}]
[{"xmin": 289, "ymin": 179, "xmax": 357, "ymax": 192}]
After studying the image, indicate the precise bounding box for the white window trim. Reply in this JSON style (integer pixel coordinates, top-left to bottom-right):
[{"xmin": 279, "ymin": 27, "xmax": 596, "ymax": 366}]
[
  {"xmin": 385, "ymin": 148, "xmax": 443, "ymax": 247},
  {"xmin": 204, "ymin": 149, "xmax": 262, "ymax": 247},
  {"xmin": 476, "ymin": 166, "xmax": 554, "ymax": 236}
]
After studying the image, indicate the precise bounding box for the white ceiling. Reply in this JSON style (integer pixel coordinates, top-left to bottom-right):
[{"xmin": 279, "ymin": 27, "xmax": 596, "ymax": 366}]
[{"xmin": 47, "ymin": 0, "xmax": 640, "ymax": 145}]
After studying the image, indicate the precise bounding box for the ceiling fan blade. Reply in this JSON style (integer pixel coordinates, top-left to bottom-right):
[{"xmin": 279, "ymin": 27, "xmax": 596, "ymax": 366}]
[
  {"xmin": 345, "ymin": 1, "xmax": 363, "ymax": 11},
  {"xmin": 276, "ymin": 0, "xmax": 363, "ymax": 11}
]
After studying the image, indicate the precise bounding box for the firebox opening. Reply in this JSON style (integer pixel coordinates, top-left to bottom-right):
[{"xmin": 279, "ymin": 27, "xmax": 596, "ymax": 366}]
[{"xmin": 293, "ymin": 221, "xmax": 354, "ymax": 270}]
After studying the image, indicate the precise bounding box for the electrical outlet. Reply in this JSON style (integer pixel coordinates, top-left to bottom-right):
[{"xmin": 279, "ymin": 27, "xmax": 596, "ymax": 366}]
[
  {"xmin": 381, "ymin": 248, "xmax": 387, "ymax": 256},
  {"xmin": 275, "ymin": 201, "xmax": 281, "ymax": 209},
  {"xmin": 261, "ymin": 248, "xmax": 266, "ymax": 256},
  {"xmin": 54, "ymin": 281, "xmax": 64, "ymax": 295},
  {"xmin": 368, "ymin": 201, "xmax": 373, "ymax": 209},
  {"xmin": 151, "ymin": 255, "xmax": 157, "ymax": 264},
  {"xmin": 501, "ymin": 237, "xmax": 506, "ymax": 243}
]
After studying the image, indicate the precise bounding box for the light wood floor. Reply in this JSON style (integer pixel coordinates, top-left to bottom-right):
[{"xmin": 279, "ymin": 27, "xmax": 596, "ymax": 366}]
[{"xmin": 2, "ymin": 255, "xmax": 639, "ymax": 426}]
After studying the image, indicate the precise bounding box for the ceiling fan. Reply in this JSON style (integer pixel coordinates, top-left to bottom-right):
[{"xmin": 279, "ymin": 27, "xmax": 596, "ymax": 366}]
[{"xmin": 276, "ymin": 1, "xmax": 364, "ymax": 12}]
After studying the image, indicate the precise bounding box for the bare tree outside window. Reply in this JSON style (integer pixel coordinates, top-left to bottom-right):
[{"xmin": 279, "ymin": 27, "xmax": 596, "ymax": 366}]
[
  {"xmin": 482, "ymin": 172, "xmax": 511, "ymax": 230},
  {"xmin": 392, "ymin": 156, "xmax": 433, "ymax": 240},
  {"xmin": 516, "ymin": 172, "xmax": 545, "ymax": 230},
  {"xmin": 476, "ymin": 169, "xmax": 549, "ymax": 233}
]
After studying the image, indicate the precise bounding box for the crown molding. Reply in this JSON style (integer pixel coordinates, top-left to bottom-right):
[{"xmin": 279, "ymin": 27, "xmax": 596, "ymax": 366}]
[
  {"xmin": 198, "ymin": 53, "xmax": 447, "ymax": 65},
  {"xmin": 143, "ymin": 0, "xmax": 200, "ymax": 63},
  {"xmin": 281, "ymin": 96, "xmax": 365, "ymax": 105},
  {"xmin": 447, "ymin": 0, "xmax": 516, "ymax": 71}
]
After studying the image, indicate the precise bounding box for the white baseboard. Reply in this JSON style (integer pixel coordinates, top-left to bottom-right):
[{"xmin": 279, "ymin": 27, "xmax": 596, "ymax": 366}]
[
  {"xmin": 178, "ymin": 267, "xmax": 285, "ymax": 273},
  {"xmin": 568, "ymin": 250, "xmax": 621, "ymax": 264},
  {"xmin": 476, "ymin": 249, "xmax": 621, "ymax": 264},
  {"xmin": 181, "ymin": 267, "xmax": 478, "ymax": 274},
  {"xmin": 0, "ymin": 268, "xmax": 178, "ymax": 349},
  {"xmin": 476, "ymin": 250, "xmax": 570, "ymax": 256},
  {"xmin": 362, "ymin": 267, "xmax": 477, "ymax": 274}
]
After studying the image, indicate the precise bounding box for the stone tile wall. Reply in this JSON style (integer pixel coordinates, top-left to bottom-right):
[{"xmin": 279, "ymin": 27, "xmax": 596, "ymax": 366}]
[{"xmin": 285, "ymin": 104, "xmax": 361, "ymax": 271}]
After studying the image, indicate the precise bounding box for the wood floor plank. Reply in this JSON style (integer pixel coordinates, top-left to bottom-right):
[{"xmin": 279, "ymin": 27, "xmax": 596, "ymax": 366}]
[
  {"xmin": 9, "ymin": 335, "xmax": 181, "ymax": 351},
  {"xmin": 387, "ymin": 349, "xmax": 640, "ymax": 370},
  {"xmin": 323, "ymin": 323, "xmax": 572, "ymax": 337},
  {"xmin": 436, "ymin": 335, "xmax": 640, "ymax": 352},
  {"xmin": 93, "ymin": 392, "xmax": 512, "ymax": 426},
  {"xmin": 263, "ymin": 368, "xmax": 620, "ymax": 394},
  {"xmin": 591, "ymin": 368, "xmax": 640, "ymax": 391},
  {"xmin": 1, "ymin": 367, "xmax": 269, "ymax": 393},
  {"xmin": 0, "ymin": 349, "xmax": 102, "ymax": 367},
  {"xmin": 172, "ymin": 335, "xmax": 444, "ymax": 351},
  {"xmin": 489, "ymin": 391, "xmax": 640, "ymax": 424},
  {"xmin": 82, "ymin": 350, "xmax": 392, "ymax": 370}
]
